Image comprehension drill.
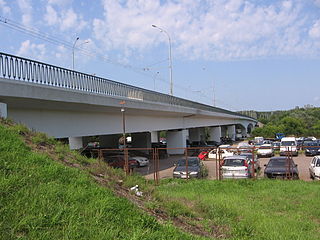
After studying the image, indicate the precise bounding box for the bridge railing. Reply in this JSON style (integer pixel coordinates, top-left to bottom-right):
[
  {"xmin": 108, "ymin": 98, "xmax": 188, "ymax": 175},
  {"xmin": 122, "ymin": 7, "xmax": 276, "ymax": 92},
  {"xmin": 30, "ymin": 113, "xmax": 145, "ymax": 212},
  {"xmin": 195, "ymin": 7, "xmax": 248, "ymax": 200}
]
[{"xmin": 0, "ymin": 52, "xmax": 248, "ymax": 118}]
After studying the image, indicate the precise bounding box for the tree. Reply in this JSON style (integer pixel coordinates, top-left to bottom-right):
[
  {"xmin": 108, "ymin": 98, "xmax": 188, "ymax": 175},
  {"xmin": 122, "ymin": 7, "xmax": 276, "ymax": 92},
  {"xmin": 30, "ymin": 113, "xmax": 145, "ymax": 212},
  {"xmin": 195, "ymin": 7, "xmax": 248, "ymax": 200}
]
[{"xmin": 280, "ymin": 117, "xmax": 305, "ymax": 136}]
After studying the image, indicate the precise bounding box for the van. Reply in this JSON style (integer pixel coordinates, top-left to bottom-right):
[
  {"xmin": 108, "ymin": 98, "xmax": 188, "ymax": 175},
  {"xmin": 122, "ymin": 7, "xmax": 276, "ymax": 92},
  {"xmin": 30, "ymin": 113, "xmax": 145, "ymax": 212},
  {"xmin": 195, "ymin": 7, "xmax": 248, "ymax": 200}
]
[{"xmin": 280, "ymin": 137, "xmax": 298, "ymax": 156}]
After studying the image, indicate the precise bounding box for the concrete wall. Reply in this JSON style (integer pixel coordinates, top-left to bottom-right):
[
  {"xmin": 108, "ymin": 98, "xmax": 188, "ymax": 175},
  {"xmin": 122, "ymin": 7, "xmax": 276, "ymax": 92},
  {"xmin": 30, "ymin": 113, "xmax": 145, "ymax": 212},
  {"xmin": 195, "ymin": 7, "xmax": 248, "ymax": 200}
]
[{"xmin": 166, "ymin": 130, "xmax": 188, "ymax": 155}]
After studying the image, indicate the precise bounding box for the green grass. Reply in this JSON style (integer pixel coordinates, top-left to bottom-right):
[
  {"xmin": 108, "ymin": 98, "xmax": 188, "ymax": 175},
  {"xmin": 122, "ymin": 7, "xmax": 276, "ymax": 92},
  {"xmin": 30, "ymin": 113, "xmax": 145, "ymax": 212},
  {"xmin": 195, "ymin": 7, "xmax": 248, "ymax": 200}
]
[
  {"xmin": 154, "ymin": 179, "xmax": 320, "ymax": 240},
  {"xmin": 2, "ymin": 119, "xmax": 320, "ymax": 240},
  {"xmin": 0, "ymin": 122, "xmax": 206, "ymax": 240}
]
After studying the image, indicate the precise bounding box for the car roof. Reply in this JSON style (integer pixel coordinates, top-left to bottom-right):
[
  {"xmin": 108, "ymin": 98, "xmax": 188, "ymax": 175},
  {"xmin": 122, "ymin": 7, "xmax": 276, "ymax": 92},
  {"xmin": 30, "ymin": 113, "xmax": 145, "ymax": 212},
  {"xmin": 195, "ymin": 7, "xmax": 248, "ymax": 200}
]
[
  {"xmin": 260, "ymin": 144, "xmax": 272, "ymax": 147},
  {"xmin": 269, "ymin": 156, "xmax": 289, "ymax": 161},
  {"xmin": 224, "ymin": 156, "xmax": 247, "ymax": 160},
  {"xmin": 239, "ymin": 153, "xmax": 252, "ymax": 156}
]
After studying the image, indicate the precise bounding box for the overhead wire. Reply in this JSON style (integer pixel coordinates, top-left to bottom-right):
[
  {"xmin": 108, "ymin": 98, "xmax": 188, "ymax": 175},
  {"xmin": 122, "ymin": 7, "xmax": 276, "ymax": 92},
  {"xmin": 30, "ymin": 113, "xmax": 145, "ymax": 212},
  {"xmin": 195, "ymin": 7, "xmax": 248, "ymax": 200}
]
[{"xmin": 0, "ymin": 15, "xmax": 235, "ymax": 109}]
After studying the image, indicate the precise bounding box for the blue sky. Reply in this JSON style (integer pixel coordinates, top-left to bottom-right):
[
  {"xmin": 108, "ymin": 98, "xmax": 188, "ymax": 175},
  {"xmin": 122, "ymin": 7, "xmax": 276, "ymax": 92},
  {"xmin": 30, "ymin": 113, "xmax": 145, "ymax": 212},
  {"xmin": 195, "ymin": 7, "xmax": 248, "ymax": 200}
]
[{"xmin": 0, "ymin": 0, "xmax": 320, "ymax": 111}]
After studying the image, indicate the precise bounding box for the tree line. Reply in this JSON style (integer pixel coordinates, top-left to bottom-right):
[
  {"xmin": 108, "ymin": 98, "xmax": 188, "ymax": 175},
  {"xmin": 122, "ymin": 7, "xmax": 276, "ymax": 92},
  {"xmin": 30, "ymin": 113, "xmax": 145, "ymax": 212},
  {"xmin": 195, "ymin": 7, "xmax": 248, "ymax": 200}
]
[{"xmin": 251, "ymin": 107, "xmax": 320, "ymax": 138}]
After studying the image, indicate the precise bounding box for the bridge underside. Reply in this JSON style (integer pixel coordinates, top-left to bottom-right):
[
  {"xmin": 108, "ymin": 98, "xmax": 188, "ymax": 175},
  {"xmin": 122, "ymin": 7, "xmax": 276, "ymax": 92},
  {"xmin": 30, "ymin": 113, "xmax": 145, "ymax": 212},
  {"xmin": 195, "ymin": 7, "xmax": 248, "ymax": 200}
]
[{"xmin": 0, "ymin": 78, "xmax": 255, "ymax": 139}]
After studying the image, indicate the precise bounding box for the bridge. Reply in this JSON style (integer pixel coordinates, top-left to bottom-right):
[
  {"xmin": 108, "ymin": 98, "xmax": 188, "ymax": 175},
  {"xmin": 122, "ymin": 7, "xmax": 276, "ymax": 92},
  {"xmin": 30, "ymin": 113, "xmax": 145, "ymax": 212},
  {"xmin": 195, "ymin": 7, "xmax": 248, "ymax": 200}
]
[{"xmin": 0, "ymin": 52, "xmax": 257, "ymax": 153}]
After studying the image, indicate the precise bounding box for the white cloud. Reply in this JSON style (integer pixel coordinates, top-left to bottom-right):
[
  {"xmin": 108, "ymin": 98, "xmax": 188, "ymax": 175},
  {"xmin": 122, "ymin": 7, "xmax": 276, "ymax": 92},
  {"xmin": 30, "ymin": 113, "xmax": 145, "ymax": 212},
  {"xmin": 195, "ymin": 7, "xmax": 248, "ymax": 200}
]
[
  {"xmin": 17, "ymin": 40, "xmax": 46, "ymax": 60},
  {"xmin": 44, "ymin": 3, "xmax": 87, "ymax": 31},
  {"xmin": 48, "ymin": 0, "xmax": 72, "ymax": 6},
  {"xmin": 44, "ymin": 5, "xmax": 58, "ymax": 25},
  {"xmin": 92, "ymin": 0, "xmax": 320, "ymax": 61},
  {"xmin": 309, "ymin": 20, "xmax": 320, "ymax": 39},
  {"xmin": 0, "ymin": 0, "xmax": 11, "ymax": 15},
  {"xmin": 17, "ymin": 0, "xmax": 32, "ymax": 26}
]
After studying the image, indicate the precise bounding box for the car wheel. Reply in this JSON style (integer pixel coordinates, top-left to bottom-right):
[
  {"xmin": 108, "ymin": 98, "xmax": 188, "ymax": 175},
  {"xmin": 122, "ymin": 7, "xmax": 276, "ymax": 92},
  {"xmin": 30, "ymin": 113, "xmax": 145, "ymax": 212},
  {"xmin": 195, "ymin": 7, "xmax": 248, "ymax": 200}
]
[
  {"xmin": 136, "ymin": 162, "xmax": 140, "ymax": 167},
  {"xmin": 293, "ymin": 174, "xmax": 299, "ymax": 180}
]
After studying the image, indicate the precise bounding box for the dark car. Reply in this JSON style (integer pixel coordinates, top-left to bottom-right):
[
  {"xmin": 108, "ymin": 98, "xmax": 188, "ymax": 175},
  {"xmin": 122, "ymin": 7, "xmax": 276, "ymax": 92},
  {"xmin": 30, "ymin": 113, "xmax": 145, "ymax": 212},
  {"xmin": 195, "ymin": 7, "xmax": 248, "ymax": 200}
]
[
  {"xmin": 173, "ymin": 157, "xmax": 205, "ymax": 179},
  {"xmin": 264, "ymin": 157, "xmax": 299, "ymax": 179},
  {"xmin": 304, "ymin": 141, "xmax": 320, "ymax": 156},
  {"xmin": 104, "ymin": 155, "xmax": 139, "ymax": 169}
]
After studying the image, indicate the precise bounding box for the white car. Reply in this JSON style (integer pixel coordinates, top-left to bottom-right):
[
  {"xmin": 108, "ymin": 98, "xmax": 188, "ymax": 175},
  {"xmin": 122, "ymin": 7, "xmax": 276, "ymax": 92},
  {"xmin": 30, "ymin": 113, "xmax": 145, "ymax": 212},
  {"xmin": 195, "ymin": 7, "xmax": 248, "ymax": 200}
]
[
  {"xmin": 208, "ymin": 147, "xmax": 234, "ymax": 159},
  {"xmin": 221, "ymin": 156, "xmax": 253, "ymax": 179},
  {"xmin": 130, "ymin": 156, "xmax": 149, "ymax": 167},
  {"xmin": 257, "ymin": 144, "xmax": 274, "ymax": 158},
  {"xmin": 309, "ymin": 156, "xmax": 320, "ymax": 180}
]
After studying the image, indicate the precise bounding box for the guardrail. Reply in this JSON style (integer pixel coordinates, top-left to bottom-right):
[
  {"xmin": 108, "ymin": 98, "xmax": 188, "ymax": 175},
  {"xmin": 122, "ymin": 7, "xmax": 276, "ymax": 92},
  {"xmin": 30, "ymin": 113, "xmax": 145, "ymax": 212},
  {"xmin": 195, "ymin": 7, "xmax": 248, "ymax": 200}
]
[{"xmin": 0, "ymin": 52, "xmax": 250, "ymax": 119}]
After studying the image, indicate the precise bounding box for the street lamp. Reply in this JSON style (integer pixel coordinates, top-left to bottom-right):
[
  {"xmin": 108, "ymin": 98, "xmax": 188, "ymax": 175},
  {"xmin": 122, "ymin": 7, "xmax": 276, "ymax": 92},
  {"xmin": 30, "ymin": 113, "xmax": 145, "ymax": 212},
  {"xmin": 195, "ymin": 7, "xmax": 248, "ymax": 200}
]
[
  {"xmin": 72, "ymin": 37, "xmax": 89, "ymax": 70},
  {"xmin": 120, "ymin": 101, "xmax": 129, "ymax": 175},
  {"xmin": 152, "ymin": 24, "xmax": 173, "ymax": 95},
  {"xmin": 153, "ymin": 71, "xmax": 159, "ymax": 91},
  {"xmin": 72, "ymin": 37, "xmax": 79, "ymax": 70}
]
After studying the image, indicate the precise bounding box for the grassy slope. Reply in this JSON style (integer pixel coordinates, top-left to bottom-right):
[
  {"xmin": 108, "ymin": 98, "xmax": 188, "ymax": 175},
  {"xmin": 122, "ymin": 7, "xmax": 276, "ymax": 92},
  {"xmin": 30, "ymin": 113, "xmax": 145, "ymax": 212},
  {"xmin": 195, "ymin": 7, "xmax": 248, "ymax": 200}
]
[
  {"xmin": 155, "ymin": 179, "xmax": 320, "ymax": 240},
  {"xmin": 0, "ymin": 122, "xmax": 205, "ymax": 240}
]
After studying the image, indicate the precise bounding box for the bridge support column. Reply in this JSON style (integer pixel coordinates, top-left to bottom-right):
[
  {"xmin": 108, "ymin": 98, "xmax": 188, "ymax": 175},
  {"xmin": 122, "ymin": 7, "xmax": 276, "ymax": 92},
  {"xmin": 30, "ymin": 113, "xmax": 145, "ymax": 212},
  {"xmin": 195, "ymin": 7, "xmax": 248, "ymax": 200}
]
[
  {"xmin": 99, "ymin": 134, "xmax": 120, "ymax": 148},
  {"xmin": 241, "ymin": 127, "xmax": 247, "ymax": 138},
  {"xmin": 69, "ymin": 137, "xmax": 83, "ymax": 150},
  {"xmin": 227, "ymin": 125, "xmax": 236, "ymax": 141},
  {"xmin": 131, "ymin": 132, "xmax": 151, "ymax": 148},
  {"xmin": 150, "ymin": 131, "xmax": 159, "ymax": 143},
  {"xmin": 0, "ymin": 103, "xmax": 7, "ymax": 118},
  {"xmin": 208, "ymin": 126, "xmax": 221, "ymax": 143},
  {"xmin": 166, "ymin": 129, "xmax": 188, "ymax": 155},
  {"xmin": 189, "ymin": 127, "xmax": 205, "ymax": 142}
]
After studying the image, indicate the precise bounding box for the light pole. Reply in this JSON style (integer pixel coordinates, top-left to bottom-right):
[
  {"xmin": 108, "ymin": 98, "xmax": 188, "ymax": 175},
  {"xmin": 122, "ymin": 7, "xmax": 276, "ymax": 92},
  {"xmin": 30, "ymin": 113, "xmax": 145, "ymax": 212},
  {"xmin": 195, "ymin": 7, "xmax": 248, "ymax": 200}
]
[
  {"xmin": 152, "ymin": 25, "xmax": 173, "ymax": 95},
  {"xmin": 72, "ymin": 37, "xmax": 79, "ymax": 70},
  {"xmin": 120, "ymin": 101, "xmax": 128, "ymax": 175},
  {"xmin": 72, "ymin": 38, "xmax": 89, "ymax": 70},
  {"xmin": 153, "ymin": 71, "xmax": 159, "ymax": 91}
]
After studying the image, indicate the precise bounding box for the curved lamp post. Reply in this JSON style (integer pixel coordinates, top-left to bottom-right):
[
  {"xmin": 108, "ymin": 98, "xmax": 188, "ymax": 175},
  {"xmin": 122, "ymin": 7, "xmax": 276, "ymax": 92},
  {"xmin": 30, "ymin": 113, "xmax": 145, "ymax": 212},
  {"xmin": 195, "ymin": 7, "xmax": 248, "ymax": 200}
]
[
  {"xmin": 72, "ymin": 37, "xmax": 79, "ymax": 70},
  {"xmin": 72, "ymin": 37, "xmax": 89, "ymax": 70},
  {"xmin": 152, "ymin": 25, "xmax": 173, "ymax": 95}
]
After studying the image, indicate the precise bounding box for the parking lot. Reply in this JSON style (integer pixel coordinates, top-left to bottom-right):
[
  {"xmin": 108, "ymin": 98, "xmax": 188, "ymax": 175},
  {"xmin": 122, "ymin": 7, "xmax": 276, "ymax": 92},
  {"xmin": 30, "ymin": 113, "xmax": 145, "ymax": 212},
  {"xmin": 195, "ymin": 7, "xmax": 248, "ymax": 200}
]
[{"xmin": 135, "ymin": 152, "xmax": 313, "ymax": 181}]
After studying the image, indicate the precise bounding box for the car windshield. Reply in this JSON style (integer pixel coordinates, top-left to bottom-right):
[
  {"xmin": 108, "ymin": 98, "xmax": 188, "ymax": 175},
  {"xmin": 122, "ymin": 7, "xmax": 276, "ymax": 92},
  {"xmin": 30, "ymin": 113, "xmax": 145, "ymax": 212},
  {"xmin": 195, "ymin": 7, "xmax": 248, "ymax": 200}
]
[
  {"xmin": 177, "ymin": 159, "xmax": 199, "ymax": 167},
  {"xmin": 223, "ymin": 159, "xmax": 246, "ymax": 166},
  {"xmin": 305, "ymin": 141, "xmax": 318, "ymax": 146},
  {"xmin": 240, "ymin": 154, "xmax": 252, "ymax": 160},
  {"xmin": 268, "ymin": 159, "xmax": 294, "ymax": 167},
  {"xmin": 281, "ymin": 141, "xmax": 295, "ymax": 146}
]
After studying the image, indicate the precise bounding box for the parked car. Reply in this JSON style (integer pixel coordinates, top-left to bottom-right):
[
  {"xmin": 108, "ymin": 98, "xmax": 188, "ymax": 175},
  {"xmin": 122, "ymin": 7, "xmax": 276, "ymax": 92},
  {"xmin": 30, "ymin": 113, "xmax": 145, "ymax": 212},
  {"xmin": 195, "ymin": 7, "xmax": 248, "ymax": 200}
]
[
  {"xmin": 237, "ymin": 142, "xmax": 252, "ymax": 153},
  {"xmin": 173, "ymin": 157, "xmax": 205, "ymax": 179},
  {"xmin": 239, "ymin": 152, "xmax": 261, "ymax": 171},
  {"xmin": 221, "ymin": 156, "xmax": 252, "ymax": 179},
  {"xmin": 296, "ymin": 137, "xmax": 304, "ymax": 150},
  {"xmin": 280, "ymin": 137, "xmax": 298, "ymax": 156},
  {"xmin": 208, "ymin": 147, "xmax": 234, "ymax": 159},
  {"xmin": 264, "ymin": 157, "xmax": 299, "ymax": 179},
  {"xmin": 304, "ymin": 141, "xmax": 320, "ymax": 156},
  {"xmin": 257, "ymin": 144, "xmax": 274, "ymax": 158},
  {"xmin": 309, "ymin": 156, "xmax": 320, "ymax": 180},
  {"xmin": 104, "ymin": 155, "xmax": 139, "ymax": 170},
  {"xmin": 130, "ymin": 156, "xmax": 149, "ymax": 167},
  {"xmin": 198, "ymin": 150, "xmax": 209, "ymax": 160},
  {"xmin": 273, "ymin": 141, "xmax": 281, "ymax": 151}
]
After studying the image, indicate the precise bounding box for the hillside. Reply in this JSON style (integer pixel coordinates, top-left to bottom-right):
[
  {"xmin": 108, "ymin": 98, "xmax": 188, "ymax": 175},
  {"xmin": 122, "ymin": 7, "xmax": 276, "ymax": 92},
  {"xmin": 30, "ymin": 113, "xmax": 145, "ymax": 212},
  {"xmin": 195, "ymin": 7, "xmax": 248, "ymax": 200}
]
[{"xmin": 0, "ymin": 118, "xmax": 205, "ymax": 240}]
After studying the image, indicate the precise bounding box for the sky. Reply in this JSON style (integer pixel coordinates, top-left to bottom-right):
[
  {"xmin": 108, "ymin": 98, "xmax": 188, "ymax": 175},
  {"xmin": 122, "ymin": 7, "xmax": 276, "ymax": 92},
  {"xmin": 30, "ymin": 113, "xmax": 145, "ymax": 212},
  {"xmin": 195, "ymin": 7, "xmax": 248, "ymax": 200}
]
[{"xmin": 0, "ymin": 0, "xmax": 320, "ymax": 112}]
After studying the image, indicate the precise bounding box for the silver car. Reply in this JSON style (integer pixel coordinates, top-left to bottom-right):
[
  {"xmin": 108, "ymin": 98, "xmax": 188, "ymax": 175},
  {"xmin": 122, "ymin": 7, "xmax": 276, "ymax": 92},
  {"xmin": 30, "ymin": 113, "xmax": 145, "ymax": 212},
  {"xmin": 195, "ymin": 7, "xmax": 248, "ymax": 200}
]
[{"xmin": 221, "ymin": 156, "xmax": 252, "ymax": 179}]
